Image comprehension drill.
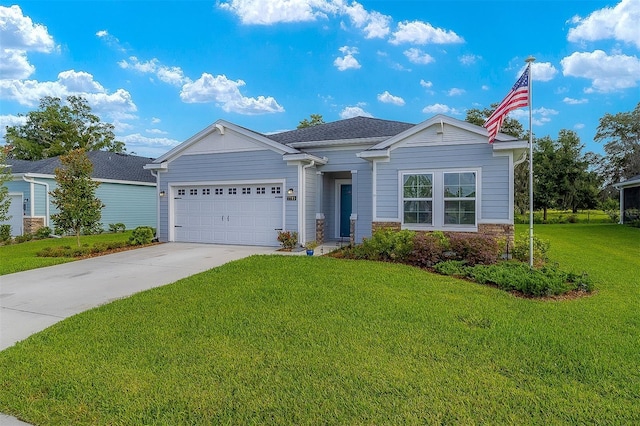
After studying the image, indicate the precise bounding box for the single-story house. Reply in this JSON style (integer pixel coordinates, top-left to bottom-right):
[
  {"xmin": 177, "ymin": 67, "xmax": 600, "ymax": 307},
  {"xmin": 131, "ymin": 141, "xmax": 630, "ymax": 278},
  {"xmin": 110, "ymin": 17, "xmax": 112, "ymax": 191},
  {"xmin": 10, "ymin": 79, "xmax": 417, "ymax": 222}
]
[
  {"xmin": 146, "ymin": 115, "xmax": 527, "ymax": 248},
  {"xmin": 2, "ymin": 151, "xmax": 157, "ymax": 236},
  {"xmin": 613, "ymin": 174, "xmax": 640, "ymax": 224}
]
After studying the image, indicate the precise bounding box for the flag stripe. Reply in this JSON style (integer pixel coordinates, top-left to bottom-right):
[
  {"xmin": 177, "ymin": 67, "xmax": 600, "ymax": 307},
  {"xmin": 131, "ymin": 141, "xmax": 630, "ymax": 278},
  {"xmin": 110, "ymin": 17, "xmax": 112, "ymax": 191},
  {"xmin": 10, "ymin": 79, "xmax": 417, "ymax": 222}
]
[{"xmin": 483, "ymin": 65, "xmax": 530, "ymax": 143}]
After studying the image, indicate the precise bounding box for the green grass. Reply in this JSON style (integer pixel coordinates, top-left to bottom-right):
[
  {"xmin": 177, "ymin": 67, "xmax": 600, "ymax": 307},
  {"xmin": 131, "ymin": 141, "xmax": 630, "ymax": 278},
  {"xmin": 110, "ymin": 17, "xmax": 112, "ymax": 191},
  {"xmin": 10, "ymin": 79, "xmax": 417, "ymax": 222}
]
[
  {"xmin": 0, "ymin": 224, "xmax": 639, "ymax": 424},
  {"xmin": 0, "ymin": 232, "xmax": 134, "ymax": 275},
  {"xmin": 515, "ymin": 209, "xmax": 614, "ymax": 224}
]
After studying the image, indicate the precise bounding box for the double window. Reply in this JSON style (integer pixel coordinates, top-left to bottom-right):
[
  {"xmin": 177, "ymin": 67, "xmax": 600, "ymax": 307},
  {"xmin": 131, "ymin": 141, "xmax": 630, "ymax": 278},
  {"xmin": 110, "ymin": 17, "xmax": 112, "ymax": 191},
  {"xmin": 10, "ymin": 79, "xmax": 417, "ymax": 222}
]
[{"xmin": 401, "ymin": 171, "xmax": 477, "ymax": 228}]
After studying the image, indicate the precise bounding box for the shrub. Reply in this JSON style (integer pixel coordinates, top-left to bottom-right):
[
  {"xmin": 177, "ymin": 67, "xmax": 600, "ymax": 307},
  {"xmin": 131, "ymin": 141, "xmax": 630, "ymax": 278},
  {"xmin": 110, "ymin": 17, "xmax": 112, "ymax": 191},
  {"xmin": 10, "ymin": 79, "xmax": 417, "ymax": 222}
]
[
  {"xmin": 407, "ymin": 232, "xmax": 448, "ymax": 267},
  {"xmin": 107, "ymin": 241, "xmax": 127, "ymax": 250},
  {"xmin": 0, "ymin": 224, "xmax": 11, "ymax": 242},
  {"xmin": 108, "ymin": 223, "xmax": 126, "ymax": 233},
  {"xmin": 433, "ymin": 260, "xmax": 467, "ymax": 276},
  {"xmin": 277, "ymin": 230, "xmax": 298, "ymax": 250},
  {"xmin": 35, "ymin": 226, "xmax": 52, "ymax": 239},
  {"xmin": 14, "ymin": 233, "xmax": 33, "ymax": 244},
  {"xmin": 129, "ymin": 226, "xmax": 155, "ymax": 246},
  {"xmin": 352, "ymin": 229, "xmax": 415, "ymax": 262},
  {"xmin": 82, "ymin": 223, "xmax": 104, "ymax": 235},
  {"xmin": 447, "ymin": 233, "xmax": 500, "ymax": 266},
  {"xmin": 511, "ymin": 234, "xmax": 550, "ymax": 265}
]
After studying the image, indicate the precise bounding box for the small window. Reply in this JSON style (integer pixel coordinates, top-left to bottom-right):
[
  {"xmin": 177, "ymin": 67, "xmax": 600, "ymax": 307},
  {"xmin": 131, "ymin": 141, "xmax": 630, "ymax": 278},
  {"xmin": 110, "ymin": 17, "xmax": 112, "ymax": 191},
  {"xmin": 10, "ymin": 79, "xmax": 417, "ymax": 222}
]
[
  {"xmin": 189, "ymin": 189, "xmax": 197, "ymax": 196},
  {"xmin": 402, "ymin": 174, "xmax": 433, "ymax": 225},
  {"xmin": 443, "ymin": 172, "xmax": 476, "ymax": 225},
  {"xmin": 177, "ymin": 189, "xmax": 186, "ymax": 196},
  {"xmin": 257, "ymin": 187, "xmax": 266, "ymax": 194},
  {"xmin": 202, "ymin": 188, "xmax": 211, "ymax": 195},
  {"xmin": 271, "ymin": 187, "xmax": 281, "ymax": 194},
  {"xmin": 228, "ymin": 188, "xmax": 237, "ymax": 195},
  {"xmin": 215, "ymin": 188, "xmax": 223, "ymax": 195},
  {"xmin": 242, "ymin": 187, "xmax": 251, "ymax": 195}
]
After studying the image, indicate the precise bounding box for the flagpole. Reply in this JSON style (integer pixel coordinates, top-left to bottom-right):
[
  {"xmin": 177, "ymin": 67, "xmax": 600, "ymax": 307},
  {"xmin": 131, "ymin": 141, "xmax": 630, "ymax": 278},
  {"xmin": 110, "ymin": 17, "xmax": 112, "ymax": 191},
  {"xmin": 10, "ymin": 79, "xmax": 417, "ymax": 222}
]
[{"xmin": 526, "ymin": 56, "xmax": 535, "ymax": 268}]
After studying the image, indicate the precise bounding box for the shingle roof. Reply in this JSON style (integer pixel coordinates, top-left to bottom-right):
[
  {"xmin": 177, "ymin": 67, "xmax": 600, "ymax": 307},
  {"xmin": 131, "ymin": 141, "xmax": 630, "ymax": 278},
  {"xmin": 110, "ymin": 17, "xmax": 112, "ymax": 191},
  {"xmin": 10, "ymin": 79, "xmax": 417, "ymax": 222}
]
[
  {"xmin": 7, "ymin": 151, "xmax": 156, "ymax": 183},
  {"xmin": 265, "ymin": 116, "xmax": 415, "ymax": 145}
]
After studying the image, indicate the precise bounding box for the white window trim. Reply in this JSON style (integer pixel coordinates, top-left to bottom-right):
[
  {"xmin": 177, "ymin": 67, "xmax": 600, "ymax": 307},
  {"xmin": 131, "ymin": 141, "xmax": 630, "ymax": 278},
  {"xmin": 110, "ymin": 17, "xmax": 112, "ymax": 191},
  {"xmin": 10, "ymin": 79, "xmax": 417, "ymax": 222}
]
[
  {"xmin": 398, "ymin": 168, "xmax": 480, "ymax": 232},
  {"xmin": 401, "ymin": 172, "xmax": 434, "ymax": 226}
]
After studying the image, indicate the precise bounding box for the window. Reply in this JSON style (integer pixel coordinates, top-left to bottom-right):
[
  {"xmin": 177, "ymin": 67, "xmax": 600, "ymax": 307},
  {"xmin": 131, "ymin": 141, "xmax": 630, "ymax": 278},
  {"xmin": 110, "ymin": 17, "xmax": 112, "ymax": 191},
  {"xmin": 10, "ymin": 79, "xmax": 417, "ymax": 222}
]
[
  {"xmin": 401, "ymin": 170, "xmax": 478, "ymax": 229},
  {"xmin": 228, "ymin": 188, "xmax": 237, "ymax": 195},
  {"xmin": 242, "ymin": 187, "xmax": 251, "ymax": 195},
  {"xmin": 215, "ymin": 188, "xmax": 223, "ymax": 195},
  {"xmin": 257, "ymin": 187, "xmax": 266, "ymax": 194},
  {"xmin": 177, "ymin": 189, "xmax": 186, "ymax": 196},
  {"xmin": 402, "ymin": 174, "xmax": 433, "ymax": 225},
  {"xmin": 271, "ymin": 187, "xmax": 281, "ymax": 194},
  {"xmin": 444, "ymin": 172, "xmax": 476, "ymax": 225},
  {"xmin": 202, "ymin": 188, "xmax": 211, "ymax": 195},
  {"xmin": 189, "ymin": 189, "xmax": 197, "ymax": 196}
]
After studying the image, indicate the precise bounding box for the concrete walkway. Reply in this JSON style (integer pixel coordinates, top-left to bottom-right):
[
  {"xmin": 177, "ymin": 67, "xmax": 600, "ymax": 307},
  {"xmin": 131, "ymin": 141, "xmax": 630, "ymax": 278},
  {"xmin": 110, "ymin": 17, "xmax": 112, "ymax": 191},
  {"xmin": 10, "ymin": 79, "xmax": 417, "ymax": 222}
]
[{"xmin": 0, "ymin": 242, "xmax": 277, "ymax": 425}]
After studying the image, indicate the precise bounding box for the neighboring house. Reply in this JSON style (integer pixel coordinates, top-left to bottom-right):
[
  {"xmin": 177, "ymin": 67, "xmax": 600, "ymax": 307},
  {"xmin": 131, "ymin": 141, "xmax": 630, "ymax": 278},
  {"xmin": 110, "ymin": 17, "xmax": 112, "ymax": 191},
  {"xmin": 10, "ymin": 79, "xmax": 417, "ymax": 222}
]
[
  {"xmin": 145, "ymin": 115, "xmax": 528, "ymax": 247},
  {"xmin": 613, "ymin": 174, "xmax": 640, "ymax": 224},
  {"xmin": 2, "ymin": 151, "xmax": 157, "ymax": 236}
]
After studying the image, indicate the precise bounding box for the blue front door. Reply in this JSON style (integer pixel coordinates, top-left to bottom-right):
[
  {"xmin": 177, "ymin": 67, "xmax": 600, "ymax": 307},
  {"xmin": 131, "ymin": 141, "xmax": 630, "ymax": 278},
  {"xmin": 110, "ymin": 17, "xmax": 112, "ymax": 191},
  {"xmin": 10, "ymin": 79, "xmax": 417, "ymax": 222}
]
[{"xmin": 340, "ymin": 184, "xmax": 352, "ymax": 238}]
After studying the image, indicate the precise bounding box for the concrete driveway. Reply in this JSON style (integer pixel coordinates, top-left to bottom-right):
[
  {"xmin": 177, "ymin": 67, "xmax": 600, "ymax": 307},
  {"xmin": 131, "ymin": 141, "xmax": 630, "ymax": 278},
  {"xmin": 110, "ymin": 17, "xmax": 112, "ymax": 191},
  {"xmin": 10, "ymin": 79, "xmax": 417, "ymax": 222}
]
[
  {"xmin": 0, "ymin": 242, "xmax": 276, "ymax": 351},
  {"xmin": 0, "ymin": 242, "xmax": 277, "ymax": 425}
]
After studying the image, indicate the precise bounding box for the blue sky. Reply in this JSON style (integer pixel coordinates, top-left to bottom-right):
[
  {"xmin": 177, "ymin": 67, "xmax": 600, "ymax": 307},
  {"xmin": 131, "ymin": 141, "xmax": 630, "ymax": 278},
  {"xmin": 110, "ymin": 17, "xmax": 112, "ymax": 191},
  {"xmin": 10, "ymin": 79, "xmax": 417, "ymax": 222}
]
[{"xmin": 1, "ymin": 0, "xmax": 638, "ymax": 158}]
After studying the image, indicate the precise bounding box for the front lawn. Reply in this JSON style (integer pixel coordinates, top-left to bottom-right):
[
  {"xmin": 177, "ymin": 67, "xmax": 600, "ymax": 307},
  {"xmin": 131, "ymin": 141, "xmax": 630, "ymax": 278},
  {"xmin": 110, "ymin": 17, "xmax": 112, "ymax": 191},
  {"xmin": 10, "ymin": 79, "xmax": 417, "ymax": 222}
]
[
  {"xmin": 0, "ymin": 232, "xmax": 137, "ymax": 275},
  {"xmin": 0, "ymin": 224, "xmax": 638, "ymax": 424}
]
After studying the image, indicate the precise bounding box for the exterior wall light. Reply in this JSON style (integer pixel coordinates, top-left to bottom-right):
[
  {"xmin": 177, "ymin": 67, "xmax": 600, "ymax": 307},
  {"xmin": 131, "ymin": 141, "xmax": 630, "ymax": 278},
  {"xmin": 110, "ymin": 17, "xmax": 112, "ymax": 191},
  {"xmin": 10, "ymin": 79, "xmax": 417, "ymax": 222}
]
[
  {"xmin": 159, "ymin": 190, "xmax": 166, "ymax": 197},
  {"xmin": 287, "ymin": 188, "xmax": 294, "ymax": 195}
]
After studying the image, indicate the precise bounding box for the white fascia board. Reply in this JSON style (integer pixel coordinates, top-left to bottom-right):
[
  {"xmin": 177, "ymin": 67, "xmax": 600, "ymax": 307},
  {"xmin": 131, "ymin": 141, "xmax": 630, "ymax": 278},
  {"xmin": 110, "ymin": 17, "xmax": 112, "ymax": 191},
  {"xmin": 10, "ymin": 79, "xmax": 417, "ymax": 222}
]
[
  {"xmin": 143, "ymin": 162, "xmax": 168, "ymax": 170},
  {"xmin": 613, "ymin": 177, "xmax": 640, "ymax": 189},
  {"xmin": 282, "ymin": 153, "xmax": 328, "ymax": 164},
  {"xmin": 356, "ymin": 149, "xmax": 390, "ymax": 160},
  {"xmin": 491, "ymin": 140, "xmax": 529, "ymax": 151}
]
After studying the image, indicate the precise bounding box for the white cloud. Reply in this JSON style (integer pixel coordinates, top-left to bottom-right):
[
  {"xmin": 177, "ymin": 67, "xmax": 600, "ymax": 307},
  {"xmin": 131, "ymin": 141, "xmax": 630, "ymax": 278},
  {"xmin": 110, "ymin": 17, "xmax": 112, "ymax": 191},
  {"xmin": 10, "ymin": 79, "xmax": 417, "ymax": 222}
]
[
  {"xmin": 118, "ymin": 56, "xmax": 190, "ymax": 86},
  {"xmin": 390, "ymin": 20, "xmax": 464, "ymax": 45},
  {"xmin": 403, "ymin": 48, "xmax": 434, "ymax": 65},
  {"xmin": 151, "ymin": 117, "xmax": 161, "ymax": 124},
  {"xmin": 560, "ymin": 50, "xmax": 640, "ymax": 93},
  {"xmin": 459, "ymin": 54, "xmax": 480, "ymax": 65},
  {"xmin": 117, "ymin": 133, "xmax": 181, "ymax": 158},
  {"xmin": 343, "ymin": 2, "xmax": 391, "ymax": 39},
  {"xmin": 218, "ymin": 0, "xmax": 338, "ymax": 25},
  {"xmin": 377, "ymin": 90, "xmax": 405, "ymax": 106},
  {"xmin": 0, "ymin": 114, "xmax": 28, "ymax": 140},
  {"xmin": 180, "ymin": 73, "xmax": 285, "ymax": 115},
  {"xmin": 0, "ymin": 5, "xmax": 55, "ymax": 51},
  {"xmin": 340, "ymin": 105, "xmax": 373, "ymax": 119},
  {"xmin": 481, "ymin": 85, "xmax": 489, "ymax": 91},
  {"xmin": 447, "ymin": 88, "xmax": 465, "ymax": 96},
  {"xmin": 422, "ymin": 103, "xmax": 453, "ymax": 114},
  {"xmin": 146, "ymin": 128, "xmax": 168, "ymax": 135},
  {"xmin": 531, "ymin": 62, "xmax": 558, "ymax": 82},
  {"xmin": 95, "ymin": 29, "xmax": 126, "ymax": 52},
  {"xmin": 511, "ymin": 107, "xmax": 559, "ymax": 126},
  {"xmin": 0, "ymin": 70, "xmax": 137, "ymax": 121},
  {"xmin": 0, "ymin": 5, "xmax": 55, "ymax": 79},
  {"xmin": 420, "ymin": 79, "xmax": 433, "ymax": 88},
  {"xmin": 563, "ymin": 97, "xmax": 588, "ymax": 105},
  {"xmin": 568, "ymin": 0, "xmax": 640, "ymax": 48},
  {"xmin": 574, "ymin": 123, "xmax": 585, "ymax": 130},
  {"xmin": 334, "ymin": 46, "xmax": 361, "ymax": 71}
]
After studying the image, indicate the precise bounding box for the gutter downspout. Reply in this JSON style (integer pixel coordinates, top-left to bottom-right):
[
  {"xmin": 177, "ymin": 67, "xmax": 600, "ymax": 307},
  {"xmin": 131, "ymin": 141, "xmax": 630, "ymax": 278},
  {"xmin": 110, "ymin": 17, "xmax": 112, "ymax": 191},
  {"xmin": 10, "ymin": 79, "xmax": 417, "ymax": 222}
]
[
  {"xmin": 22, "ymin": 175, "xmax": 50, "ymax": 227},
  {"xmin": 301, "ymin": 160, "xmax": 315, "ymax": 245}
]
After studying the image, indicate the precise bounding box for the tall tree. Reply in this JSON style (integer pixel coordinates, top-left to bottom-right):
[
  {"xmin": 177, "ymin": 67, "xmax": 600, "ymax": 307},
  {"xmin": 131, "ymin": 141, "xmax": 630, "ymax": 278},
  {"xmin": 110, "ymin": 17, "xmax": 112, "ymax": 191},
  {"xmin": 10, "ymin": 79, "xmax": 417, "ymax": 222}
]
[
  {"xmin": 594, "ymin": 102, "xmax": 640, "ymax": 188},
  {"xmin": 297, "ymin": 114, "xmax": 325, "ymax": 129},
  {"xmin": 5, "ymin": 96, "xmax": 125, "ymax": 160},
  {"xmin": 50, "ymin": 149, "xmax": 104, "ymax": 246}
]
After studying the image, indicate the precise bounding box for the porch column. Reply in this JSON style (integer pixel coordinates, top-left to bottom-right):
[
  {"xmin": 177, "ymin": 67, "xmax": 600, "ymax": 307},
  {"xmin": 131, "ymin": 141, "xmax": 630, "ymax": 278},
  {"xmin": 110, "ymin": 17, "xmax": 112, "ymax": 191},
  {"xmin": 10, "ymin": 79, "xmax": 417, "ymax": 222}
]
[
  {"xmin": 315, "ymin": 172, "xmax": 325, "ymax": 243},
  {"xmin": 350, "ymin": 170, "xmax": 358, "ymax": 245}
]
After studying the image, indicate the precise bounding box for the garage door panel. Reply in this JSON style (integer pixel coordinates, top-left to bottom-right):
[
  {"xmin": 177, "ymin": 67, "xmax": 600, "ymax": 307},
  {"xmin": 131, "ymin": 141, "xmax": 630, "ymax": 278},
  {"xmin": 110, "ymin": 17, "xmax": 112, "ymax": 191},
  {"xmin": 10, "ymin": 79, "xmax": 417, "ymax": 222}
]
[{"xmin": 174, "ymin": 184, "xmax": 283, "ymax": 246}]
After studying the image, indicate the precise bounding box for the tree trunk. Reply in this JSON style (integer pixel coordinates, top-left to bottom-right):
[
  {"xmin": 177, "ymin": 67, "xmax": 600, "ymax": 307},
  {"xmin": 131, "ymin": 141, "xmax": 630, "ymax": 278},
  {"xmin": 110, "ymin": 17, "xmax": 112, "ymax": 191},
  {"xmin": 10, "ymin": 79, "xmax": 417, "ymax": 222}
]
[
  {"xmin": 543, "ymin": 207, "xmax": 548, "ymax": 221},
  {"xmin": 76, "ymin": 229, "xmax": 81, "ymax": 247}
]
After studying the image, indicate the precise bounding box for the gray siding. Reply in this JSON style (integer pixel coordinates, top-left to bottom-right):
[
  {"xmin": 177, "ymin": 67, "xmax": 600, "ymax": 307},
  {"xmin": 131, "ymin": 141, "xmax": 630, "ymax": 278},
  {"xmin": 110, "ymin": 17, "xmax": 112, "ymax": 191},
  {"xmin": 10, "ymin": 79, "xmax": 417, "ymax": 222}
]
[
  {"xmin": 158, "ymin": 150, "xmax": 297, "ymax": 242},
  {"xmin": 377, "ymin": 144, "xmax": 511, "ymax": 222},
  {"xmin": 304, "ymin": 165, "xmax": 317, "ymax": 243}
]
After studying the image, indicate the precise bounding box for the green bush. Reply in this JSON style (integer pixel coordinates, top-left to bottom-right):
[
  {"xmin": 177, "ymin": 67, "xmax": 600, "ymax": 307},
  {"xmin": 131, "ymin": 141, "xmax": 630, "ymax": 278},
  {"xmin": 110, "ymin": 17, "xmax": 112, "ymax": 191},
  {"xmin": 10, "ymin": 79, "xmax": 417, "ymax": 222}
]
[
  {"xmin": 276, "ymin": 230, "xmax": 298, "ymax": 250},
  {"xmin": 129, "ymin": 226, "xmax": 154, "ymax": 246},
  {"xmin": 447, "ymin": 233, "xmax": 500, "ymax": 266},
  {"xmin": 353, "ymin": 229, "xmax": 415, "ymax": 262},
  {"xmin": 433, "ymin": 260, "xmax": 467, "ymax": 276},
  {"xmin": 14, "ymin": 233, "xmax": 33, "ymax": 244},
  {"xmin": 34, "ymin": 226, "xmax": 52, "ymax": 239},
  {"xmin": 108, "ymin": 223, "xmax": 126, "ymax": 233},
  {"xmin": 408, "ymin": 232, "xmax": 448, "ymax": 267},
  {"xmin": 511, "ymin": 233, "xmax": 550, "ymax": 265},
  {"xmin": 107, "ymin": 241, "xmax": 127, "ymax": 250},
  {"xmin": 0, "ymin": 225, "xmax": 11, "ymax": 242}
]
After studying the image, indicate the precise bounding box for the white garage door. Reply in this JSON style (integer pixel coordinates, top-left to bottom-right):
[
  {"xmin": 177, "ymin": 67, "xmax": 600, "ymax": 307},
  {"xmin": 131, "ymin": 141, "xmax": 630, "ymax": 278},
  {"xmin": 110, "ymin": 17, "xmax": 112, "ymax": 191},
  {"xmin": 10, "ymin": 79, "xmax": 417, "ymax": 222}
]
[{"xmin": 173, "ymin": 183, "xmax": 283, "ymax": 246}]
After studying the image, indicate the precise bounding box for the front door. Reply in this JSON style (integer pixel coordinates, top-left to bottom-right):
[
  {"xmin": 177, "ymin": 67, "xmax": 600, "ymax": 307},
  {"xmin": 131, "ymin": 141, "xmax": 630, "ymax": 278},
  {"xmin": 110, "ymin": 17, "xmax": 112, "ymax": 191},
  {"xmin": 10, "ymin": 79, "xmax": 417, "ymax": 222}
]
[{"xmin": 339, "ymin": 184, "xmax": 352, "ymax": 238}]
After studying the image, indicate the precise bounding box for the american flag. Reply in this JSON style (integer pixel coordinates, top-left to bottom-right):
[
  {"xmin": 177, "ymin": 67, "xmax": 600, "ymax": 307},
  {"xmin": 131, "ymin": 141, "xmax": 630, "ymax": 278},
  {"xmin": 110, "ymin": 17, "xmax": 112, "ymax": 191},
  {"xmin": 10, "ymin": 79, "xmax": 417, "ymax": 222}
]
[{"xmin": 484, "ymin": 65, "xmax": 530, "ymax": 143}]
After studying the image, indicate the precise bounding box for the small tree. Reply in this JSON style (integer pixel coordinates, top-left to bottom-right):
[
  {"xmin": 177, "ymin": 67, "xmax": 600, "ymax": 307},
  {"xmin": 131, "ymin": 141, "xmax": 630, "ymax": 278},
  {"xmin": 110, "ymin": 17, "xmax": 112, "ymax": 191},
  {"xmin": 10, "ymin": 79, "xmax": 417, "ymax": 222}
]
[
  {"xmin": 297, "ymin": 114, "xmax": 325, "ymax": 129},
  {"xmin": 0, "ymin": 146, "xmax": 12, "ymax": 223},
  {"xmin": 50, "ymin": 149, "xmax": 104, "ymax": 246}
]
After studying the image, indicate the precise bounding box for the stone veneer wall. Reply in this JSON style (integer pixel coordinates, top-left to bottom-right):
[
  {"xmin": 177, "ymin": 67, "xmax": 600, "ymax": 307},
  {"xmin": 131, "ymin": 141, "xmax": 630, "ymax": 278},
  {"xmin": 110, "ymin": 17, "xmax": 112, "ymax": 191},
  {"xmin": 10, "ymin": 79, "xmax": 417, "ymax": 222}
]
[
  {"xmin": 24, "ymin": 217, "xmax": 45, "ymax": 234},
  {"xmin": 315, "ymin": 218, "xmax": 325, "ymax": 244}
]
